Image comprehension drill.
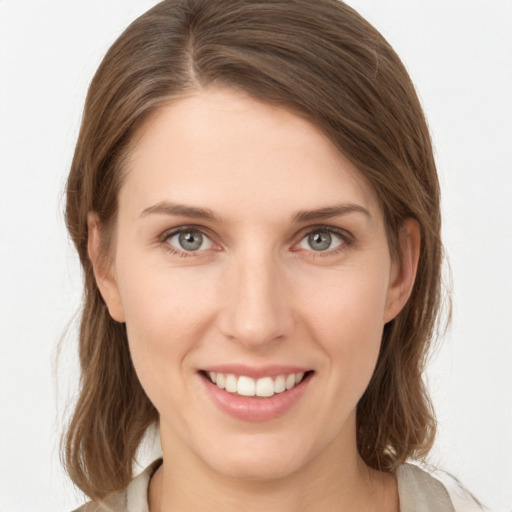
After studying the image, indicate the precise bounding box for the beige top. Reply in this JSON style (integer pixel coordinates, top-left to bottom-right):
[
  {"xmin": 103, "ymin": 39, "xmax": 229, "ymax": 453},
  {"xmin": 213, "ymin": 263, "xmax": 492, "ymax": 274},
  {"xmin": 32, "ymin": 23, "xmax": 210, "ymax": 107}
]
[{"xmin": 74, "ymin": 459, "xmax": 456, "ymax": 512}]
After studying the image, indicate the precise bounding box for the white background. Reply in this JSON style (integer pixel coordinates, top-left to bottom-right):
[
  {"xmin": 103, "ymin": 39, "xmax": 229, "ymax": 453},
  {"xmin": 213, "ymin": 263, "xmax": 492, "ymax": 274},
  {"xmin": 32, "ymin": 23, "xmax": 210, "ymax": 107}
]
[{"xmin": 0, "ymin": 1, "xmax": 511, "ymax": 511}]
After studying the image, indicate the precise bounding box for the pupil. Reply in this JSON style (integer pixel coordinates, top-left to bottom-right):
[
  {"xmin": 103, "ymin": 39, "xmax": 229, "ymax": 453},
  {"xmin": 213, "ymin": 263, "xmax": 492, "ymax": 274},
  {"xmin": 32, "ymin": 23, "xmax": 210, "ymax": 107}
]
[
  {"xmin": 179, "ymin": 231, "xmax": 203, "ymax": 251},
  {"xmin": 308, "ymin": 231, "xmax": 331, "ymax": 251}
]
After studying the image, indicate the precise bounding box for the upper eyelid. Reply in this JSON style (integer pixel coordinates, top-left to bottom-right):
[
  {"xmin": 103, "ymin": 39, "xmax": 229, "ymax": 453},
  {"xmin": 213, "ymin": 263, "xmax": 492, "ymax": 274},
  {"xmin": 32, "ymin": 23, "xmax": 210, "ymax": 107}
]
[
  {"xmin": 293, "ymin": 226, "xmax": 351, "ymax": 250},
  {"xmin": 295, "ymin": 225, "xmax": 352, "ymax": 242},
  {"xmin": 160, "ymin": 225, "xmax": 214, "ymax": 240}
]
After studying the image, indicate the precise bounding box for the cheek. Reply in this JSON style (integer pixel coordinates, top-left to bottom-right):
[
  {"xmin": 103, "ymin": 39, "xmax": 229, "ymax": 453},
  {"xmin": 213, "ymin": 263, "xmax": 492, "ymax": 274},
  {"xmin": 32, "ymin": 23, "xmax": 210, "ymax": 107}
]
[
  {"xmin": 117, "ymin": 248, "xmax": 213, "ymax": 333},
  {"xmin": 114, "ymin": 256, "xmax": 217, "ymax": 395},
  {"xmin": 302, "ymin": 262, "xmax": 389, "ymax": 338},
  {"xmin": 300, "ymin": 265, "xmax": 389, "ymax": 387}
]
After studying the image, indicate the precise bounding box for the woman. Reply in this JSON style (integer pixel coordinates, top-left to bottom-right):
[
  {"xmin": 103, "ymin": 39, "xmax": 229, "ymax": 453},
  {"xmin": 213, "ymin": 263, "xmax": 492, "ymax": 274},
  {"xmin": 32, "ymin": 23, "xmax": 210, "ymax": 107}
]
[{"xmin": 65, "ymin": 0, "xmax": 458, "ymax": 510}]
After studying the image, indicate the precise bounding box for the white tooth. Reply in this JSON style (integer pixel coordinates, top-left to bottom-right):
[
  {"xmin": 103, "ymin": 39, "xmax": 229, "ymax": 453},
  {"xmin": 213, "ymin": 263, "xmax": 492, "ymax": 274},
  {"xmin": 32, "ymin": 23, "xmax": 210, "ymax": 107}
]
[
  {"xmin": 237, "ymin": 376, "xmax": 256, "ymax": 396},
  {"xmin": 274, "ymin": 374, "xmax": 286, "ymax": 393},
  {"xmin": 285, "ymin": 374, "xmax": 296, "ymax": 390},
  {"xmin": 295, "ymin": 372, "xmax": 304, "ymax": 384},
  {"xmin": 210, "ymin": 371, "xmax": 217, "ymax": 384},
  {"xmin": 216, "ymin": 373, "xmax": 225, "ymax": 389},
  {"xmin": 256, "ymin": 376, "xmax": 275, "ymax": 397},
  {"xmin": 225, "ymin": 374, "xmax": 238, "ymax": 393}
]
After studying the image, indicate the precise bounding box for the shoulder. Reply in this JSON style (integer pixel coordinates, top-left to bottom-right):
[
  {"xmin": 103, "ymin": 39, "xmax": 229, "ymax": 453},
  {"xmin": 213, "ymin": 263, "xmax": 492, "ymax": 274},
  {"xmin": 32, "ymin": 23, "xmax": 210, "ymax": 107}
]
[
  {"xmin": 72, "ymin": 491, "xmax": 125, "ymax": 512},
  {"xmin": 397, "ymin": 463, "xmax": 455, "ymax": 512},
  {"xmin": 72, "ymin": 459, "xmax": 162, "ymax": 512},
  {"xmin": 396, "ymin": 463, "xmax": 481, "ymax": 512}
]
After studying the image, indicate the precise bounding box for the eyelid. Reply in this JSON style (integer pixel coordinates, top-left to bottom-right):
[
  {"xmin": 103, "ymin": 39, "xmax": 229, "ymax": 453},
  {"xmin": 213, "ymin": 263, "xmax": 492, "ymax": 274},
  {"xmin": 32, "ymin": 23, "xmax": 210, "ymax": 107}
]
[
  {"xmin": 157, "ymin": 223, "xmax": 354, "ymax": 258},
  {"xmin": 292, "ymin": 225, "xmax": 354, "ymax": 254},
  {"xmin": 159, "ymin": 225, "xmax": 216, "ymax": 253},
  {"xmin": 159, "ymin": 225, "xmax": 212, "ymax": 241}
]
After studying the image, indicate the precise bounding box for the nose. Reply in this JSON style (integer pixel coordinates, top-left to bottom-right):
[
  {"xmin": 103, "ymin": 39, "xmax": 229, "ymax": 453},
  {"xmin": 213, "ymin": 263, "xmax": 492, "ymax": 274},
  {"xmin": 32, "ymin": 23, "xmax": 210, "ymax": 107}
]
[{"xmin": 217, "ymin": 249, "xmax": 295, "ymax": 348}]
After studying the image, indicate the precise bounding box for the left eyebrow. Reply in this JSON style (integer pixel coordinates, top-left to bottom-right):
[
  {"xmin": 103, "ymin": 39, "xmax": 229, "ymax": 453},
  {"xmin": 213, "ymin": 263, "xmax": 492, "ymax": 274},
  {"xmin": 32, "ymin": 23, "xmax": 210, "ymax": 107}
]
[{"xmin": 291, "ymin": 203, "xmax": 371, "ymax": 223}]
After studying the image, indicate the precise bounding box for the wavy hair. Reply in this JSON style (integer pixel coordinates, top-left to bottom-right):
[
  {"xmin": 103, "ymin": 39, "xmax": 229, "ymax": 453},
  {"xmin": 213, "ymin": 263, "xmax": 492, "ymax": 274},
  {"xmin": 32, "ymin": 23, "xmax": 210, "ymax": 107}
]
[{"xmin": 64, "ymin": 0, "xmax": 444, "ymax": 499}]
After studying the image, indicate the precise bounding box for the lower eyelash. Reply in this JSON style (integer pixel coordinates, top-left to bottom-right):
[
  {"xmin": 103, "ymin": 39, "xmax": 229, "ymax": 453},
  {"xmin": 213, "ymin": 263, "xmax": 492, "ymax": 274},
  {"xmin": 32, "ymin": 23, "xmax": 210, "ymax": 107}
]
[
  {"xmin": 161, "ymin": 242, "xmax": 195, "ymax": 258},
  {"xmin": 158, "ymin": 226, "xmax": 210, "ymax": 257},
  {"xmin": 158, "ymin": 226, "xmax": 354, "ymax": 258},
  {"xmin": 300, "ymin": 227, "xmax": 354, "ymax": 257},
  {"xmin": 306, "ymin": 243, "xmax": 348, "ymax": 259}
]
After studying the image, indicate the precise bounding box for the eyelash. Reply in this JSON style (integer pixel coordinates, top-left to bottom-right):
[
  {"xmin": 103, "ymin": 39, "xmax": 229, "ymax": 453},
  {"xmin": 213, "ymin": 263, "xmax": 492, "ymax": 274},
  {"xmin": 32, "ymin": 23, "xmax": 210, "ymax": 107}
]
[
  {"xmin": 158, "ymin": 225, "xmax": 354, "ymax": 259},
  {"xmin": 159, "ymin": 227, "xmax": 208, "ymax": 258},
  {"xmin": 296, "ymin": 226, "xmax": 354, "ymax": 258}
]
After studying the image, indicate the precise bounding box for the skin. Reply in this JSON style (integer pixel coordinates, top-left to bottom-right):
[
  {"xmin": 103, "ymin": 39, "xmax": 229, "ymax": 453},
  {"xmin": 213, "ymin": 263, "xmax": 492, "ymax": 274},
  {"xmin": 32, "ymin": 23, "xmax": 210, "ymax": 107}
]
[{"xmin": 89, "ymin": 88, "xmax": 420, "ymax": 511}]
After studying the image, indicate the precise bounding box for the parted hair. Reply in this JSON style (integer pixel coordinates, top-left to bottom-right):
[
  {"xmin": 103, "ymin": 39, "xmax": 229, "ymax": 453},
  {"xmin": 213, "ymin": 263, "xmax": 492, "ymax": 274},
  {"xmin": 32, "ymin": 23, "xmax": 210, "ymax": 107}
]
[{"xmin": 64, "ymin": 0, "xmax": 444, "ymax": 499}]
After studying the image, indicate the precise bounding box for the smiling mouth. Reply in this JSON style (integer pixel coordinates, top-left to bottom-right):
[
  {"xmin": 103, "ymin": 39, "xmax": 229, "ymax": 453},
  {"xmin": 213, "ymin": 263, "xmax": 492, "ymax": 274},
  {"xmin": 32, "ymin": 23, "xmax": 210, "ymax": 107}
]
[{"xmin": 200, "ymin": 370, "xmax": 314, "ymax": 398}]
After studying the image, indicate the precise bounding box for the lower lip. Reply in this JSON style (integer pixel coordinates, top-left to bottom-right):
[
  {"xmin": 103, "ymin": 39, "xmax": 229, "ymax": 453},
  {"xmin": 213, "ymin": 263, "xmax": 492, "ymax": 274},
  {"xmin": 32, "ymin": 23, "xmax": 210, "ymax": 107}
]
[{"xmin": 201, "ymin": 373, "xmax": 312, "ymax": 422}]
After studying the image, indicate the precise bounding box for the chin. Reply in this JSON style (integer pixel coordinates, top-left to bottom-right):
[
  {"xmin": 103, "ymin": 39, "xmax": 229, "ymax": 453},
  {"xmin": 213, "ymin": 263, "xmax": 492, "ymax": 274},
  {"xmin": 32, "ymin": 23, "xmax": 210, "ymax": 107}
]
[
  {"xmin": 215, "ymin": 454, "xmax": 302, "ymax": 481},
  {"xmin": 198, "ymin": 434, "xmax": 314, "ymax": 482}
]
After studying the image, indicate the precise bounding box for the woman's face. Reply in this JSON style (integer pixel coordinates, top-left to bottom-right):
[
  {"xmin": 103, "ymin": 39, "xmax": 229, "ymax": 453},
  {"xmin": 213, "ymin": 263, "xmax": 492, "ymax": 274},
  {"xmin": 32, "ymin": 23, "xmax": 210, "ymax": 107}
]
[{"xmin": 92, "ymin": 88, "xmax": 416, "ymax": 480}]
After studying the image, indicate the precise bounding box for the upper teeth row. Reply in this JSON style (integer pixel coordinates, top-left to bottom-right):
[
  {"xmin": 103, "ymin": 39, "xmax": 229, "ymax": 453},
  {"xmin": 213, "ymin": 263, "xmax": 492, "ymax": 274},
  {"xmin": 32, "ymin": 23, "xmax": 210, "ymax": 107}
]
[{"xmin": 208, "ymin": 372, "xmax": 305, "ymax": 397}]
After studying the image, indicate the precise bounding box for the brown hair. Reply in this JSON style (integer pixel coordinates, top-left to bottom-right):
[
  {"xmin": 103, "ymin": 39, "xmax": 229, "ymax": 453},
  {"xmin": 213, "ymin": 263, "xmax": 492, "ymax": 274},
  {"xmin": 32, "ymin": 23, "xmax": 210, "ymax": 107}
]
[{"xmin": 64, "ymin": 0, "xmax": 443, "ymax": 499}]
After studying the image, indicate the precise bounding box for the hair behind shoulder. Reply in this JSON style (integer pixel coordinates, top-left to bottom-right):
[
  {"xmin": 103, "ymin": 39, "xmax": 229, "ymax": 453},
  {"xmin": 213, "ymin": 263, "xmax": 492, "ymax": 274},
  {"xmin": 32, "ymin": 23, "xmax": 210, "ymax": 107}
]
[{"xmin": 64, "ymin": 0, "xmax": 445, "ymax": 499}]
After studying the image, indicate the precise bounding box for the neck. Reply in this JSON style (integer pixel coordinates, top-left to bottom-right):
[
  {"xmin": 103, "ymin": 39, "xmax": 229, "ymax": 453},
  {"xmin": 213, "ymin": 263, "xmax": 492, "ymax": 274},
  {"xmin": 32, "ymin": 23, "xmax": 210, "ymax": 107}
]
[{"xmin": 149, "ymin": 420, "xmax": 398, "ymax": 512}]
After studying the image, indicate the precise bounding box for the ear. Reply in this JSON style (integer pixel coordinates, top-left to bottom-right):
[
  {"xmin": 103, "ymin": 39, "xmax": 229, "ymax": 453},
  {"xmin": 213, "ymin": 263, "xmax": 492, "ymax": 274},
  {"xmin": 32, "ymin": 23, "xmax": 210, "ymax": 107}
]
[
  {"xmin": 87, "ymin": 212, "xmax": 125, "ymax": 323},
  {"xmin": 383, "ymin": 218, "xmax": 421, "ymax": 323}
]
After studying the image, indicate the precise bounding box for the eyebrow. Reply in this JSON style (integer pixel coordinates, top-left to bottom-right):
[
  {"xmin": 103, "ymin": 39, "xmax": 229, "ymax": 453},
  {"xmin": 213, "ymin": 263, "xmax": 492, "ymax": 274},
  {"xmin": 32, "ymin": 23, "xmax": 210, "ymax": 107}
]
[
  {"xmin": 140, "ymin": 202, "xmax": 219, "ymax": 221},
  {"xmin": 140, "ymin": 201, "xmax": 371, "ymax": 223},
  {"xmin": 291, "ymin": 203, "xmax": 371, "ymax": 223}
]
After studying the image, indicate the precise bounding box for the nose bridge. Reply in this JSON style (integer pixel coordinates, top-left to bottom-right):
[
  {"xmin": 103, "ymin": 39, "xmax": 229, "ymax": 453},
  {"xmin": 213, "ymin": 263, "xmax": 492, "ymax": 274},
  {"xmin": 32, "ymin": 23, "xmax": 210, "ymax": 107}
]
[{"xmin": 219, "ymin": 243, "xmax": 293, "ymax": 346}]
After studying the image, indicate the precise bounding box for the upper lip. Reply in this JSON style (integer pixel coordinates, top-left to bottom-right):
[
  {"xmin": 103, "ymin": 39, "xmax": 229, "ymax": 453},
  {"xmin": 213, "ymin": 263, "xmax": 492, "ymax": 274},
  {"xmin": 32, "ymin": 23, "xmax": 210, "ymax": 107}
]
[{"xmin": 200, "ymin": 365, "xmax": 311, "ymax": 379}]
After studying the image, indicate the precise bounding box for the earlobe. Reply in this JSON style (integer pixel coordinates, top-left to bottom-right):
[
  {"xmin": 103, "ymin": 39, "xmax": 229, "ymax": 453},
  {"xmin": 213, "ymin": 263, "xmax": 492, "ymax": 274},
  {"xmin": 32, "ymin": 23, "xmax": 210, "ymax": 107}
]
[
  {"xmin": 87, "ymin": 212, "xmax": 125, "ymax": 323},
  {"xmin": 383, "ymin": 218, "xmax": 421, "ymax": 323}
]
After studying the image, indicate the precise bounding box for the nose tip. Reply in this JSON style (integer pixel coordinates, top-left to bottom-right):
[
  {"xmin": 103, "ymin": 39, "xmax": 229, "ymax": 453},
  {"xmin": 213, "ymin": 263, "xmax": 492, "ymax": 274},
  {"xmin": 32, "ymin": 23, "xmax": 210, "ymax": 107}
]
[{"xmin": 217, "ymin": 258, "xmax": 294, "ymax": 348}]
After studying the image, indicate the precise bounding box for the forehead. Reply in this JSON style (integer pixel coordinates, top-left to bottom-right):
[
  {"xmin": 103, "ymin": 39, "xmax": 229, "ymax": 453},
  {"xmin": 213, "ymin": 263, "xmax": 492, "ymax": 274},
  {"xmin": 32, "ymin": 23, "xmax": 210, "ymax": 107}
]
[{"xmin": 121, "ymin": 87, "xmax": 381, "ymax": 223}]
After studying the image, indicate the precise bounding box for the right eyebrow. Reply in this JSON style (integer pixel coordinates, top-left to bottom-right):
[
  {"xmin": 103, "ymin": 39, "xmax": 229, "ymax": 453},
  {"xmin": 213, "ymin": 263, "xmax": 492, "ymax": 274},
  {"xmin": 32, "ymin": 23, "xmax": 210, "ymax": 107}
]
[{"xmin": 140, "ymin": 201, "xmax": 220, "ymax": 222}]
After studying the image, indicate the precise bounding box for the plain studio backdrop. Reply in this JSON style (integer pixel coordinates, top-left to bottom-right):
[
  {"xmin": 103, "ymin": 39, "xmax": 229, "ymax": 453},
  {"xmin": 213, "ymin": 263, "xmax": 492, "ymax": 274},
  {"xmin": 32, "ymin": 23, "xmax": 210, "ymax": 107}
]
[{"xmin": 0, "ymin": 1, "xmax": 511, "ymax": 511}]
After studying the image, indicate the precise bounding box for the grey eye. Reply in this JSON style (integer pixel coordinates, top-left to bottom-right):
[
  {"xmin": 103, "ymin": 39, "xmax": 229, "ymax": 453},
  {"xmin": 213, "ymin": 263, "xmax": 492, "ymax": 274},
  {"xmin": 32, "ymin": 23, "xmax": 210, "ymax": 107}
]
[
  {"xmin": 299, "ymin": 229, "xmax": 343, "ymax": 252},
  {"xmin": 308, "ymin": 231, "xmax": 331, "ymax": 251},
  {"xmin": 168, "ymin": 229, "xmax": 212, "ymax": 252},
  {"xmin": 179, "ymin": 231, "xmax": 203, "ymax": 251}
]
